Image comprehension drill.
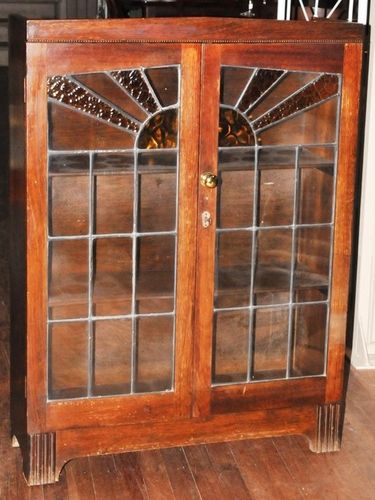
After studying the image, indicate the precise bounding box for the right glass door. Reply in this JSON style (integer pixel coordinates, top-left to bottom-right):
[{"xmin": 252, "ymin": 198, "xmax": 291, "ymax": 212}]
[{"xmin": 196, "ymin": 45, "xmax": 343, "ymax": 415}]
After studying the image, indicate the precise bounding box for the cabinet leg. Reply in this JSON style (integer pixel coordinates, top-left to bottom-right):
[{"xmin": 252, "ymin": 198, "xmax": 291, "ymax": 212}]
[
  {"xmin": 24, "ymin": 433, "xmax": 60, "ymax": 485},
  {"xmin": 308, "ymin": 402, "xmax": 344, "ymax": 453}
]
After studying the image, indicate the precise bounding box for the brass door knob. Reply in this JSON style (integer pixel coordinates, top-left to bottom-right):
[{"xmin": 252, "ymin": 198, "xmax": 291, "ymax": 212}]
[{"xmin": 200, "ymin": 172, "xmax": 218, "ymax": 189}]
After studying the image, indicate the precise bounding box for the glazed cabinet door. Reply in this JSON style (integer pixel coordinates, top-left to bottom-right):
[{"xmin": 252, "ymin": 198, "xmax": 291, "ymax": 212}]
[
  {"xmin": 194, "ymin": 43, "xmax": 360, "ymax": 417},
  {"xmin": 26, "ymin": 42, "xmax": 200, "ymax": 431}
]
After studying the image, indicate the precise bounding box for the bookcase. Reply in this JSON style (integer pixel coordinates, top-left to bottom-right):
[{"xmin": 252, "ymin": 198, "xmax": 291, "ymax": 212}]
[{"xmin": 9, "ymin": 17, "xmax": 365, "ymax": 484}]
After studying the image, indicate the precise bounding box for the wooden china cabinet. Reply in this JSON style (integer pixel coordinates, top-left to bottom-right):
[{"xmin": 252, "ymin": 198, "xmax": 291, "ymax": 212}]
[{"xmin": 9, "ymin": 16, "xmax": 365, "ymax": 485}]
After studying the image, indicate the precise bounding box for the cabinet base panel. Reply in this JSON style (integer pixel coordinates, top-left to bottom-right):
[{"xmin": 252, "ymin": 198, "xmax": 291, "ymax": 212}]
[{"xmin": 19, "ymin": 403, "xmax": 345, "ymax": 485}]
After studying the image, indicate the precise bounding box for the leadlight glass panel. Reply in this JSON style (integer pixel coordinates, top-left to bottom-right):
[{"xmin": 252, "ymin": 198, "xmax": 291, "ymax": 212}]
[
  {"xmin": 212, "ymin": 65, "xmax": 341, "ymax": 386},
  {"xmin": 47, "ymin": 65, "xmax": 180, "ymax": 400}
]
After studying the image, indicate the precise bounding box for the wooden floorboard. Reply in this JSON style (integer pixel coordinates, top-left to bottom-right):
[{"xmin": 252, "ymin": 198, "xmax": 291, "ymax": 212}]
[{"xmin": 1, "ymin": 66, "xmax": 375, "ymax": 499}]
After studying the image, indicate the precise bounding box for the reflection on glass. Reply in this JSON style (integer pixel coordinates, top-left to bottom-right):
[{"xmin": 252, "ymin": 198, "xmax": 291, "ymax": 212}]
[
  {"xmin": 136, "ymin": 235, "xmax": 175, "ymax": 313},
  {"xmin": 93, "ymin": 238, "xmax": 132, "ymax": 316},
  {"xmin": 252, "ymin": 307, "xmax": 289, "ymax": 380},
  {"xmin": 49, "ymin": 175, "xmax": 89, "ymax": 236},
  {"xmin": 49, "ymin": 322, "xmax": 88, "ymax": 399},
  {"xmin": 218, "ymin": 150, "xmax": 254, "ymax": 228},
  {"xmin": 254, "ymin": 229, "xmax": 292, "ymax": 295},
  {"xmin": 291, "ymin": 304, "xmax": 327, "ymax": 376},
  {"xmin": 135, "ymin": 316, "xmax": 174, "ymax": 393},
  {"xmin": 49, "ymin": 240, "xmax": 88, "ymax": 320},
  {"xmin": 93, "ymin": 320, "xmax": 132, "ymax": 396},
  {"xmin": 215, "ymin": 231, "xmax": 252, "ymax": 309},
  {"xmin": 212, "ymin": 310, "xmax": 249, "ymax": 384}
]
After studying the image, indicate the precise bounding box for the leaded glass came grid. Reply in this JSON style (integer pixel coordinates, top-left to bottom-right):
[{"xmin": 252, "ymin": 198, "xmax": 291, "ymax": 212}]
[
  {"xmin": 47, "ymin": 65, "xmax": 180, "ymax": 400},
  {"xmin": 212, "ymin": 66, "xmax": 341, "ymax": 385}
]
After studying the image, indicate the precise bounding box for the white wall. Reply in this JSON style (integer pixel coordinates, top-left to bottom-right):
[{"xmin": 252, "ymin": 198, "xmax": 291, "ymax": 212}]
[{"xmin": 352, "ymin": 3, "xmax": 375, "ymax": 368}]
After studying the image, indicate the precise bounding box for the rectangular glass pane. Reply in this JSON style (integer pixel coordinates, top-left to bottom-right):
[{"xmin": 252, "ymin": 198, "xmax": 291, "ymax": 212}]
[
  {"xmin": 258, "ymin": 148, "xmax": 295, "ymax": 227},
  {"xmin": 49, "ymin": 153, "xmax": 90, "ymax": 175},
  {"xmin": 258, "ymin": 168, "xmax": 294, "ymax": 227},
  {"xmin": 254, "ymin": 291, "xmax": 290, "ymax": 306},
  {"xmin": 138, "ymin": 151, "xmax": 178, "ymax": 232},
  {"xmin": 252, "ymin": 307, "xmax": 289, "ymax": 381},
  {"xmin": 49, "ymin": 240, "xmax": 88, "ymax": 320},
  {"xmin": 139, "ymin": 172, "xmax": 176, "ymax": 232},
  {"xmin": 94, "ymin": 175, "xmax": 133, "ymax": 234},
  {"xmin": 49, "ymin": 175, "xmax": 89, "ymax": 237},
  {"xmin": 294, "ymin": 226, "xmax": 331, "ymax": 301},
  {"xmin": 135, "ymin": 316, "xmax": 174, "ymax": 393},
  {"xmin": 291, "ymin": 304, "xmax": 327, "ymax": 377},
  {"xmin": 93, "ymin": 237, "xmax": 132, "ymax": 316},
  {"xmin": 212, "ymin": 310, "xmax": 249, "ymax": 384},
  {"xmin": 215, "ymin": 231, "xmax": 252, "ymax": 309},
  {"xmin": 136, "ymin": 235, "xmax": 175, "ymax": 314},
  {"xmin": 254, "ymin": 229, "xmax": 292, "ymax": 297},
  {"xmin": 49, "ymin": 322, "xmax": 88, "ymax": 399},
  {"xmin": 217, "ymin": 150, "xmax": 254, "ymax": 228},
  {"xmin": 298, "ymin": 165, "xmax": 334, "ymax": 225},
  {"xmin": 93, "ymin": 320, "xmax": 132, "ymax": 396}
]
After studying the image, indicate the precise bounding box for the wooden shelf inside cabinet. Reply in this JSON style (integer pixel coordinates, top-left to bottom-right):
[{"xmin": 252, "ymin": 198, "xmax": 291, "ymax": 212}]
[{"xmin": 9, "ymin": 16, "xmax": 365, "ymax": 486}]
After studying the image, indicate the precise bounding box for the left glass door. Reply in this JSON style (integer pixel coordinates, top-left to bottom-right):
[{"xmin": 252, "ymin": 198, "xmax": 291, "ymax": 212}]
[{"xmin": 40, "ymin": 44, "xmax": 200, "ymax": 425}]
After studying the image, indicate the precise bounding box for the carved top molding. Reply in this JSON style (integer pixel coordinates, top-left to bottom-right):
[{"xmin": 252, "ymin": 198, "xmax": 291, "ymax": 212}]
[{"xmin": 21, "ymin": 18, "xmax": 366, "ymax": 45}]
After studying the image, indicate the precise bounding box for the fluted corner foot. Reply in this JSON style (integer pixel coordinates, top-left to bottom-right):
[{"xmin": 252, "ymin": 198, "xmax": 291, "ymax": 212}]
[
  {"xmin": 24, "ymin": 433, "xmax": 60, "ymax": 485},
  {"xmin": 308, "ymin": 402, "xmax": 344, "ymax": 453}
]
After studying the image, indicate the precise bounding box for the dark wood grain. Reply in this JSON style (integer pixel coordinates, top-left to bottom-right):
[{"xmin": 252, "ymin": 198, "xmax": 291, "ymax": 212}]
[{"xmin": 25, "ymin": 18, "xmax": 365, "ymax": 44}]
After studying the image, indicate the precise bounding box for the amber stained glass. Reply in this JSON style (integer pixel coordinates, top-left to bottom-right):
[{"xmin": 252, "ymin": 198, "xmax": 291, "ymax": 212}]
[
  {"xmin": 219, "ymin": 108, "xmax": 255, "ymax": 147},
  {"xmin": 138, "ymin": 109, "xmax": 178, "ymax": 149},
  {"xmin": 111, "ymin": 70, "xmax": 159, "ymax": 113},
  {"xmin": 47, "ymin": 76, "xmax": 140, "ymax": 132},
  {"xmin": 238, "ymin": 69, "xmax": 286, "ymax": 113},
  {"xmin": 253, "ymin": 74, "xmax": 339, "ymax": 131}
]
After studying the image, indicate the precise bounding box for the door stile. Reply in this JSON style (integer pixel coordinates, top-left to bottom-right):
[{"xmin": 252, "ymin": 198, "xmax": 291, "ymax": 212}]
[
  {"xmin": 26, "ymin": 43, "xmax": 49, "ymax": 433},
  {"xmin": 325, "ymin": 43, "xmax": 364, "ymax": 403},
  {"xmin": 175, "ymin": 44, "xmax": 202, "ymax": 417},
  {"xmin": 193, "ymin": 44, "xmax": 222, "ymax": 418}
]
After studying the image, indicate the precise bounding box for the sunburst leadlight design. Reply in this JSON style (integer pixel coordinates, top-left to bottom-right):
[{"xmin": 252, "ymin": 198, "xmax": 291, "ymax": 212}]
[
  {"xmin": 219, "ymin": 67, "xmax": 340, "ymax": 146},
  {"xmin": 219, "ymin": 109, "xmax": 255, "ymax": 147},
  {"xmin": 48, "ymin": 66, "xmax": 179, "ymax": 150},
  {"xmin": 139, "ymin": 109, "xmax": 178, "ymax": 149},
  {"xmin": 110, "ymin": 69, "xmax": 160, "ymax": 113},
  {"xmin": 238, "ymin": 69, "xmax": 287, "ymax": 113},
  {"xmin": 48, "ymin": 76, "xmax": 140, "ymax": 132}
]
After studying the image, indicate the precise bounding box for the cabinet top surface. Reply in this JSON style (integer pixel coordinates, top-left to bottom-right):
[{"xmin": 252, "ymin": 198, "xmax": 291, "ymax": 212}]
[{"xmin": 18, "ymin": 17, "xmax": 365, "ymax": 44}]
